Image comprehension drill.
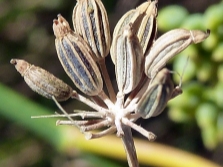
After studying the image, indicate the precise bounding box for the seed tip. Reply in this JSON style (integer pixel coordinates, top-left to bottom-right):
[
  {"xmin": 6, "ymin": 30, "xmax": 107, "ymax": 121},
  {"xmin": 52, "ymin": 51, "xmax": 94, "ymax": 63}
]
[
  {"xmin": 84, "ymin": 132, "xmax": 93, "ymax": 140},
  {"xmin": 10, "ymin": 59, "xmax": 17, "ymax": 65},
  {"xmin": 57, "ymin": 13, "xmax": 62, "ymax": 18}
]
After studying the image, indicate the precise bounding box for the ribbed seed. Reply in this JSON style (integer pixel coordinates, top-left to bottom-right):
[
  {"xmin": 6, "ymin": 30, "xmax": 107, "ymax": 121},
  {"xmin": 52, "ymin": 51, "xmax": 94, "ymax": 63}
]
[
  {"xmin": 114, "ymin": 24, "xmax": 144, "ymax": 94},
  {"xmin": 135, "ymin": 68, "xmax": 174, "ymax": 119},
  {"xmin": 136, "ymin": 0, "xmax": 157, "ymax": 54},
  {"xmin": 110, "ymin": 0, "xmax": 157, "ymax": 63},
  {"xmin": 145, "ymin": 29, "xmax": 210, "ymax": 79},
  {"xmin": 72, "ymin": 0, "xmax": 111, "ymax": 60},
  {"xmin": 10, "ymin": 59, "xmax": 73, "ymax": 102},
  {"xmin": 53, "ymin": 15, "xmax": 103, "ymax": 96}
]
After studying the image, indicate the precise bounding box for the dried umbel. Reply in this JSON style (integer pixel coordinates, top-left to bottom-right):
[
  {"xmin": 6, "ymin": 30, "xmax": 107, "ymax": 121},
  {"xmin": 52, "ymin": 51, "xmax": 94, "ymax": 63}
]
[
  {"xmin": 11, "ymin": 0, "xmax": 211, "ymax": 167},
  {"xmin": 72, "ymin": 0, "xmax": 111, "ymax": 60},
  {"xmin": 10, "ymin": 59, "xmax": 73, "ymax": 101},
  {"xmin": 53, "ymin": 15, "xmax": 103, "ymax": 96}
]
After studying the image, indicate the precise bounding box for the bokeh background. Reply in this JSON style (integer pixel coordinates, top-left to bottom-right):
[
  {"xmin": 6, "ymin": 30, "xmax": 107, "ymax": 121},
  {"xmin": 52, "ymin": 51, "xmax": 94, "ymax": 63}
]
[{"xmin": 1, "ymin": 0, "xmax": 223, "ymax": 166}]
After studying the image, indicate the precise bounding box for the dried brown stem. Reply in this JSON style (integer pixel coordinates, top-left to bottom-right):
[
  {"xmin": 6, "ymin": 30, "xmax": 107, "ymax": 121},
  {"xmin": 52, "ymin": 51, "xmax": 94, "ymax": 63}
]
[
  {"xmin": 121, "ymin": 124, "xmax": 139, "ymax": 167},
  {"xmin": 122, "ymin": 118, "xmax": 156, "ymax": 141},
  {"xmin": 98, "ymin": 59, "xmax": 116, "ymax": 103},
  {"xmin": 71, "ymin": 91, "xmax": 110, "ymax": 115},
  {"xmin": 80, "ymin": 119, "xmax": 110, "ymax": 132},
  {"xmin": 98, "ymin": 90, "xmax": 115, "ymax": 108},
  {"xmin": 84, "ymin": 126, "xmax": 117, "ymax": 140}
]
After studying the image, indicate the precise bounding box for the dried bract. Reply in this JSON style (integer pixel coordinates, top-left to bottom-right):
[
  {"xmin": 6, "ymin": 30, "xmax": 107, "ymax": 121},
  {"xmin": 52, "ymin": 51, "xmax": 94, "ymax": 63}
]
[
  {"xmin": 10, "ymin": 59, "xmax": 73, "ymax": 101},
  {"xmin": 53, "ymin": 15, "xmax": 103, "ymax": 96}
]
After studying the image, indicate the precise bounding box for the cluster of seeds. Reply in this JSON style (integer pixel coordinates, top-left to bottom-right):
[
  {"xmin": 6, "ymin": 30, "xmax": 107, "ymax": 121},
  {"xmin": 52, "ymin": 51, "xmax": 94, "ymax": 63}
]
[{"xmin": 11, "ymin": 0, "xmax": 209, "ymax": 166}]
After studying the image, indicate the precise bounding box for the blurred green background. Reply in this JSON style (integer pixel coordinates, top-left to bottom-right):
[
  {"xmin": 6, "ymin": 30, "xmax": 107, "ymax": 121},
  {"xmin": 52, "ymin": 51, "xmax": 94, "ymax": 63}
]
[{"xmin": 0, "ymin": 0, "xmax": 223, "ymax": 166}]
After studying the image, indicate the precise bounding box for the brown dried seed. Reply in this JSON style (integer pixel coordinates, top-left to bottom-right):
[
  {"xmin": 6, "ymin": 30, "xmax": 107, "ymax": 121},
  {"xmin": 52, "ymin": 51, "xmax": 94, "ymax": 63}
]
[
  {"xmin": 10, "ymin": 59, "xmax": 73, "ymax": 101},
  {"xmin": 137, "ymin": 0, "xmax": 158, "ymax": 54},
  {"xmin": 113, "ymin": 24, "xmax": 144, "ymax": 95},
  {"xmin": 53, "ymin": 15, "xmax": 103, "ymax": 96},
  {"xmin": 135, "ymin": 68, "xmax": 176, "ymax": 119},
  {"xmin": 145, "ymin": 29, "xmax": 210, "ymax": 79},
  {"xmin": 110, "ymin": 0, "xmax": 158, "ymax": 63},
  {"xmin": 72, "ymin": 0, "xmax": 111, "ymax": 60}
]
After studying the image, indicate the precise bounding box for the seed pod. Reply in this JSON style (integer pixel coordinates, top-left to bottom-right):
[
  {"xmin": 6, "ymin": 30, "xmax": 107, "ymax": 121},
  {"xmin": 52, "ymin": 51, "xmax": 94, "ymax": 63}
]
[
  {"xmin": 114, "ymin": 24, "xmax": 144, "ymax": 95},
  {"xmin": 10, "ymin": 59, "xmax": 73, "ymax": 101},
  {"xmin": 136, "ymin": 0, "xmax": 157, "ymax": 54},
  {"xmin": 135, "ymin": 68, "xmax": 179, "ymax": 119},
  {"xmin": 110, "ymin": 0, "xmax": 157, "ymax": 63},
  {"xmin": 145, "ymin": 29, "xmax": 210, "ymax": 79},
  {"xmin": 72, "ymin": 0, "xmax": 111, "ymax": 60},
  {"xmin": 53, "ymin": 15, "xmax": 103, "ymax": 96}
]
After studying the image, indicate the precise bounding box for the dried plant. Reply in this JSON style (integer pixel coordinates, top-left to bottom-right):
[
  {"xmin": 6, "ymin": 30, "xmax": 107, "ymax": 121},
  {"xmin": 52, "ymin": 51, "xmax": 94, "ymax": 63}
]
[{"xmin": 11, "ymin": 0, "xmax": 209, "ymax": 166}]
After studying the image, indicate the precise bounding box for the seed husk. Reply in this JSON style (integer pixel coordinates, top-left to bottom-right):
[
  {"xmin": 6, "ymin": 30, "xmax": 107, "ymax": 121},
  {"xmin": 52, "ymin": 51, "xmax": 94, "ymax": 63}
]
[
  {"xmin": 53, "ymin": 14, "xmax": 103, "ymax": 96},
  {"xmin": 135, "ymin": 68, "xmax": 175, "ymax": 119},
  {"xmin": 113, "ymin": 24, "xmax": 144, "ymax": 95},
  {"xmin": 110, "ymin": 0, "xmax": 158, "ymax": 63},
  {"xmin": 72, "ymin": 0, "xmax": 111, "ymax": 60},
  {"xmin": 145, "ymin": 29, "xmax": 210, "ymax": 79},
  {"xmin": 10, "ymin": 59, "xmax": 73, "ymax": 101}
]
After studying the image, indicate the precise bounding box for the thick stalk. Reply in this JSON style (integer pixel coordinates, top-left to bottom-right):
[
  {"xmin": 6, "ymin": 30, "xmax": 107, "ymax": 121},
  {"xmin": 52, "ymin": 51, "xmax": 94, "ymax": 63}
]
[{"xmin": 121, "ymin": 124, "xmax": 139, "ymax": 167}]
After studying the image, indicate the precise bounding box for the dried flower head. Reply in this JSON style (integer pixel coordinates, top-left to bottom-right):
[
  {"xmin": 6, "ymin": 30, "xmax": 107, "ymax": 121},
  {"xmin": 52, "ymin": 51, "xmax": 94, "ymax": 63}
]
[{"xmin": 11, "ymin": 0, "xmax": 210, "ymax": 166}]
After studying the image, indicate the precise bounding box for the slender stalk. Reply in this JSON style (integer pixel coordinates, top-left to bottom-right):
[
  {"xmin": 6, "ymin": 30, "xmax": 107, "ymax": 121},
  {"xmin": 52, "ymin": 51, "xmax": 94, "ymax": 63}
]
[
  {"xmin": 31, "ymin": 111, "xmax": 103, "ymax": 119},
  {"xmin": 122, "ymin": 118, "xmax": 156, "ymax": 141},
  {"xmin": 71, "ymin": 91, "xmax": 109, "ymax": 115},
  {"xmin": 90, "ymin": 96, "xmax": 107, "ymax": 108},
  {"xmin": 56, "ymin": 120, "xmax": 95, "ymax": 126},
  {"xmin": 98, "ymin": 90, "xmax": 115, "ymax": 108},
  {"xmin": 98, "ymin": 59, "xmax": 116, "ymax": 103},
  {"xmin": 52, "ymin": 96, "xmax": 79, "ymax": 127},
  {"xmin": 124, "ymin": 74, "xmax": 149, "ymax": 107},
  {"xmin": 84, "ymin": 126, "xmax": 116, "ymax": 139},
  {"xmin": 81, "ymin": 119, "xmax": 110, "ymax": 132}
]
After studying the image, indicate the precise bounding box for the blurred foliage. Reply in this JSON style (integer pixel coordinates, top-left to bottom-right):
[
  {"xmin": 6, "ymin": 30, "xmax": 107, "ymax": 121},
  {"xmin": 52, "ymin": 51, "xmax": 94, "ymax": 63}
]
[
  {"xmin": 157, "ymin": 0, "xmax": 223, "ymax": 151},
  {"xmin": 1, "ymin": 0, "xmax": 223, "ymax": 166}
]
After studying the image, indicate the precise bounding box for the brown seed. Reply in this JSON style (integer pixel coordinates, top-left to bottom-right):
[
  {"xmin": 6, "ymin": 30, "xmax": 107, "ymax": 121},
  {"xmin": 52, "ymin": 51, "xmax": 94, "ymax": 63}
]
[
  {"xmin": 10, "ymin": 59, "xmax": 73, "ymax": 101},
  {"xmin": 145, "ymin": 29, "xmax": 210, "ymax": 79},
  {"xmin": 110, "ymin": 0, "xmax": 158, "ymax": 63},
  {"xmin": 113, "ymin": 24, "xmax": 144, "ymax": 95},
  {"xmin": 135, "ymin": 68, "xmax": 175, "ymax": 119},
  {"xmin": 72, "ymin": 0, "xmax": 111, "ymax": 60},
  {"xmin": 53, "ymin": 15, "xmax": 103, "ymax": 96}
]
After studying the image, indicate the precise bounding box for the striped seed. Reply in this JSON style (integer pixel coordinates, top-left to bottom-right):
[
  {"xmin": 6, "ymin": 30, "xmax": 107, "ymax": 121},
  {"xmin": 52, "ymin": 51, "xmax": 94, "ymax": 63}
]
[
  {"xmin": 110, "ymin": 0, "xmax": 157, "ymax": 63},
  {"xmin": 73, "ymin": 0, "xmax": 111, "ymax": 60},
  {"xmin": 113, "ymin": 24, "xmax": 144, "ymax": 95},
  {"xmin": 135, "ymin": 68, "xmax": 175, "ymax": 119},
  {"xmin": 53, "ymin": 15, "xmax": 103, "ymax": 96},
  {"xmin": 145, "ymin": 29, "xmax": 210, "ymax": 79}
]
